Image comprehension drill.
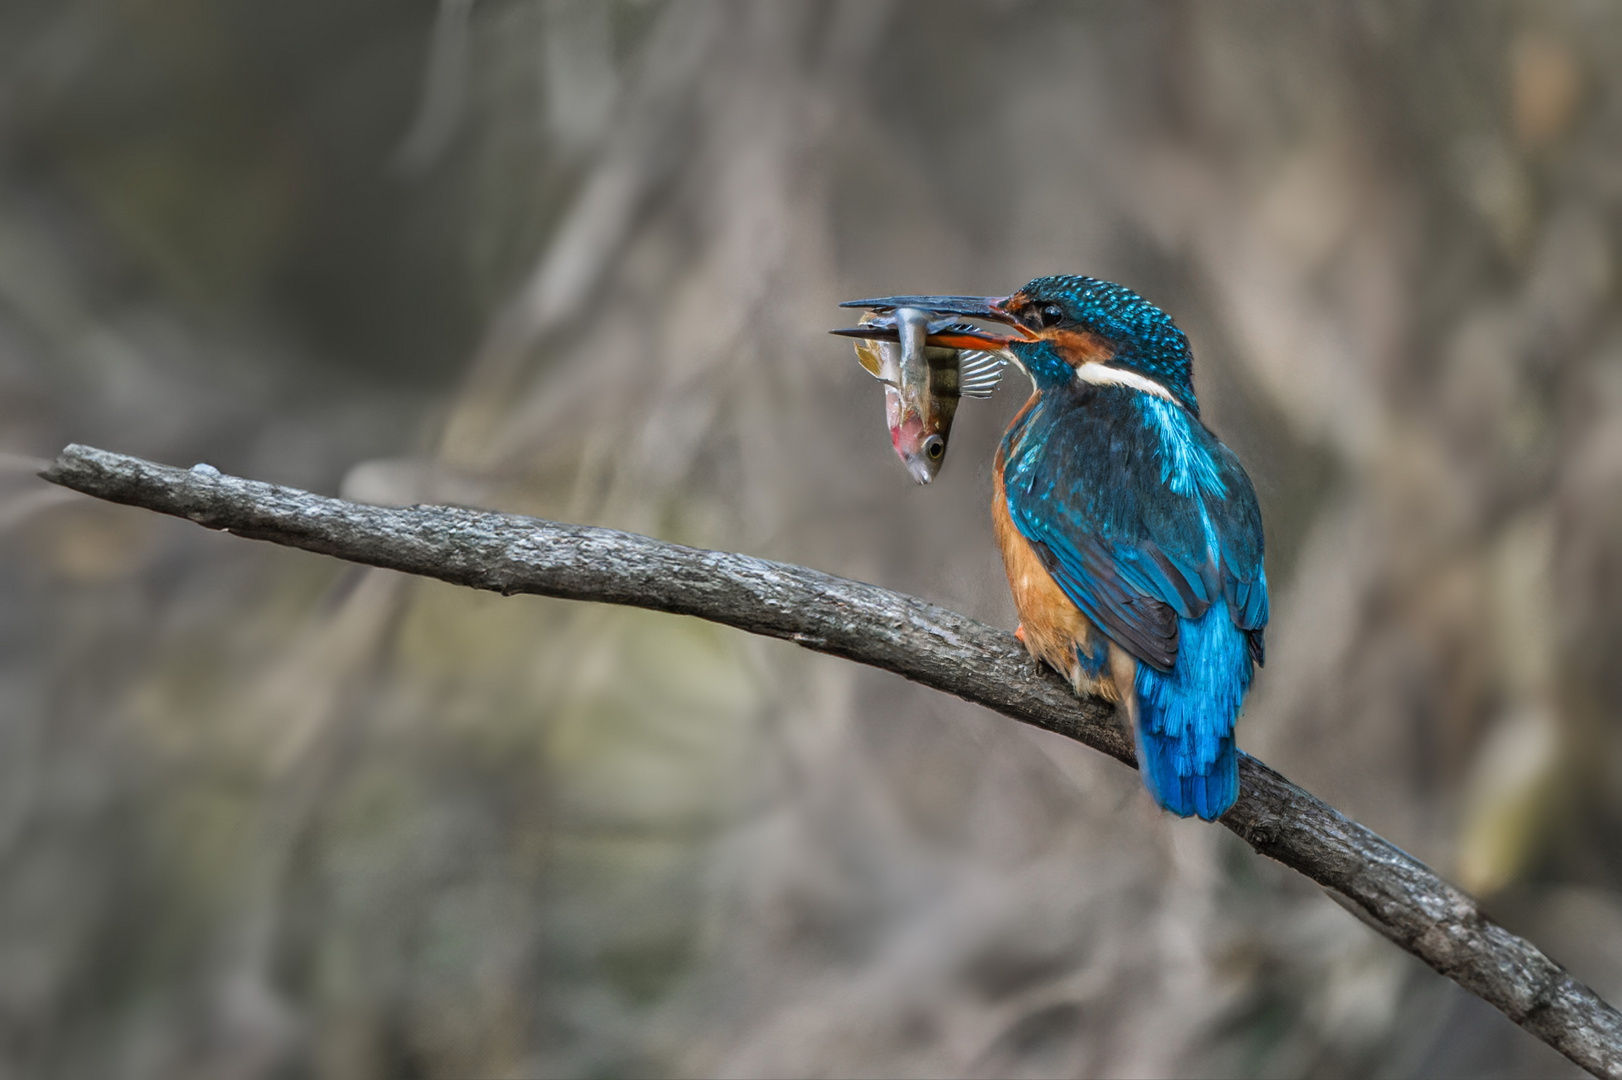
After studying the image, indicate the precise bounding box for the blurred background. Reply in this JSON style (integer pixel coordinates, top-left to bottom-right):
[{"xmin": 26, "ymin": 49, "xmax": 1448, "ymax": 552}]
[{"xmin": 1, "ymin": 1, "xmax": 1620, "ymax": 1076}]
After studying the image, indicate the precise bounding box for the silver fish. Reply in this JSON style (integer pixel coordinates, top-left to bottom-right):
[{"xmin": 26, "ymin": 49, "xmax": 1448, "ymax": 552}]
[{"xmin": 849, "ymin": 308, "xmax": 1006, "ymax": 484}]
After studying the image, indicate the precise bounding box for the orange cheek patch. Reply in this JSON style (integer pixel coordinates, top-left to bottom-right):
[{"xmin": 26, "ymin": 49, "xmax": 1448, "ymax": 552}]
[{"xmin": 1049, "ymin": 329, "xmax": 1115, "ymax": 367}]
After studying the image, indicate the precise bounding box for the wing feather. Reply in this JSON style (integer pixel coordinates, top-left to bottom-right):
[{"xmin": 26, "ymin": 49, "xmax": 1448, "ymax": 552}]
[{"xmin": 1000, "ymin": 389, "xmax": 1268, "ymax": 672}]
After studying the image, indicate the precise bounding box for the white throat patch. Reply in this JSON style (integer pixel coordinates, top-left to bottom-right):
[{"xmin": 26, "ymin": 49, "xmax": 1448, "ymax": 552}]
[{"xmin": 1073, "ymin": 362, "xmax": 1178, "ymax": 404}]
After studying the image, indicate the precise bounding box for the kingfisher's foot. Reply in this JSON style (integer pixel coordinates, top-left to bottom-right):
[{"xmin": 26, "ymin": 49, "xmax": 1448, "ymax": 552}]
[{"xmin": 1015, "ymin": 624, "xmax": 1027, "ymax": 644}]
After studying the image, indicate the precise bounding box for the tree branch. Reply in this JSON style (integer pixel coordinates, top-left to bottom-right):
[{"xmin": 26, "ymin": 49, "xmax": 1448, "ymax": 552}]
[{"xmin": 39, "ymin": 443, "xmax": 1622, "ymax": 1079}]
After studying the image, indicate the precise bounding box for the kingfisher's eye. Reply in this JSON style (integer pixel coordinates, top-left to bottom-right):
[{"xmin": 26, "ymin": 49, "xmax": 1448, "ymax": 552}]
[{"xmin": 1039, "ymin": 304, "xmax": 1064, "ymax": 328}]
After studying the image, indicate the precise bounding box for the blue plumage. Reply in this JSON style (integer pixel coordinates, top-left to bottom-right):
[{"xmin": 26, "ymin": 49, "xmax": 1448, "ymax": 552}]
[
  {"xmin": 1134, "ymin": 599, "xmax": 1249, "ymax": 819},
  {"xmin": 836, "ymin": 274, "xmax": 1268, "ymax": 820},
  {"xmin": 995, "ymin": 276, "xmax": 1268, "ymax": 820},
  {"xmin": 1012, "ymin": 275, "xmax": 1199, "ymax": 409}
]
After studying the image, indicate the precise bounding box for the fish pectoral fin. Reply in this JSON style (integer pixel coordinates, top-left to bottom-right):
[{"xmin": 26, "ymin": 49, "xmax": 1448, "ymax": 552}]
[
  {"xmin": 852, "ymin": 337, "xmax": 892, "ymax": 380},
  {"xmin": 957, "ymin": 350, "xmax": 1008, "ymax": 398}
]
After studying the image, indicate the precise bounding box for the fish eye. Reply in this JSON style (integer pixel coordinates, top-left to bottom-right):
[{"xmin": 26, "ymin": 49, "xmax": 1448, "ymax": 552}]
[
  {"xmin": 1039, "ymin": 303, "xmax": 1065, "ymax": 328},
  {"xmin": 924, "ymin": 436, "xmax": 945, "ymax": 461}
]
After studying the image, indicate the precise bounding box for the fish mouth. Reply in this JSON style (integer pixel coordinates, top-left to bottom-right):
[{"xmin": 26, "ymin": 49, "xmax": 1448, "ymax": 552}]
[
  {"xmin": 904, "ymin": 458, "xmax": 935, "ymax": 485},
  {"xmin": 831, "ymin": 294, "xmax": 1036, "ymax": 348},
  {"xmin": 897, "ymin": 443, "xmax": 940, "ymax": 485}
]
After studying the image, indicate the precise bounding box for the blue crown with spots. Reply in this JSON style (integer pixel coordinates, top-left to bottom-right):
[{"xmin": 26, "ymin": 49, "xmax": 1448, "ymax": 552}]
[{"xmin": 1021, "ymin": 275, "xmax": 1197, "ymax": 411}]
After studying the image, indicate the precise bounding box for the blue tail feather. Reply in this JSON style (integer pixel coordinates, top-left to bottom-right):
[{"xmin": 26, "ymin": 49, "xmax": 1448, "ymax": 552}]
[{"xmin": 1132, "ymin": 600, "xmax": 1251, "ymax": 820}]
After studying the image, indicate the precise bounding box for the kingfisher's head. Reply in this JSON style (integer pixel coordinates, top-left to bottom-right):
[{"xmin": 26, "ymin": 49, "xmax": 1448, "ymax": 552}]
[{"xmin": 835, "ymin": 275, "xmax": 1198, "ymax": 413}]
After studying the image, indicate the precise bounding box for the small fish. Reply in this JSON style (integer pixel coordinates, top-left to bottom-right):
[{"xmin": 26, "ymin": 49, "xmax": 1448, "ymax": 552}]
[{"xmin": 845, "ymin": 307, "xmax": 1006, "ymax": 484}]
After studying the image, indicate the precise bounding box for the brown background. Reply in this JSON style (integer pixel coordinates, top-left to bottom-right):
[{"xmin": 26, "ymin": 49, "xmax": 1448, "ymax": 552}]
[{"xmin": 2, "ymin": 2, "xmax": 1620, "ymax": 1076}]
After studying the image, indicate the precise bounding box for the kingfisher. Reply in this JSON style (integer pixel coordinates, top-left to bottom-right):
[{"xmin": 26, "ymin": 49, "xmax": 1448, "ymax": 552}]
[{"xmin": 837, "ymin": 276, "xmax": 1268, "ymax": 820}]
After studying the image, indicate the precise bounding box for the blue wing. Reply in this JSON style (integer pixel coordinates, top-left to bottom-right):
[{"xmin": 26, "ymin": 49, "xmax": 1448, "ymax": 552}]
[{"xmin": 1000, "ymin": 388, "xmax": 1267, "ymax": 672}]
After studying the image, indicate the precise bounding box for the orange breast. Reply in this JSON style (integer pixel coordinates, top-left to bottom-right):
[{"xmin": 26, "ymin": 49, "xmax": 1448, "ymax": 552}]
[{"xmin": 992, "ymin": 427, "xmax": 1119, "ymax": 703}]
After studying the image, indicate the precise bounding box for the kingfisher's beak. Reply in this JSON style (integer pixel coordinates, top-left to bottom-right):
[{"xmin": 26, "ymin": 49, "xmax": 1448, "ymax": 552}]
[
  {"xmin": 827, "ymin": 322, "xmax": 1011, "ymax": 350},
  {"xmin": 833, "ymin": 294, "xmax": 1036, "ymax": 345}
]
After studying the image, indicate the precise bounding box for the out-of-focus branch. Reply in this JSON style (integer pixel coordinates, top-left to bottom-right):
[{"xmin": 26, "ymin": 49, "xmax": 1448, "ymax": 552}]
[{"xmin": 39, "ymin": 443, "xmax": 1622, "ymax": 1080}]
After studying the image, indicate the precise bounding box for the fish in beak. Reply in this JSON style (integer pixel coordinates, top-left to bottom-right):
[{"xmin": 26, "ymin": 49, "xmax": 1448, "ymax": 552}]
[{"xmin": 834, "ymin": 307, "xmax": 1007, "ymax": 484}]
